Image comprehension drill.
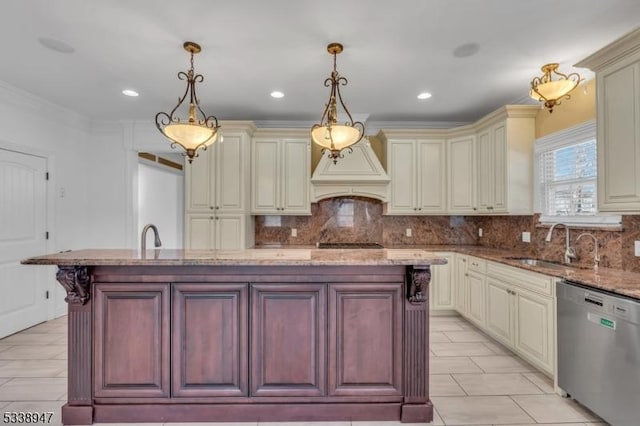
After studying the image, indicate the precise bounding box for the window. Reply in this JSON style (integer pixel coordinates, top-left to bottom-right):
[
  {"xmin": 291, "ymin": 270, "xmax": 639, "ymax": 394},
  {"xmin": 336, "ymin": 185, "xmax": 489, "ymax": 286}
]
[{"xmin": 535, "ymin": 120, "xmax": 620, "ymax": 225}]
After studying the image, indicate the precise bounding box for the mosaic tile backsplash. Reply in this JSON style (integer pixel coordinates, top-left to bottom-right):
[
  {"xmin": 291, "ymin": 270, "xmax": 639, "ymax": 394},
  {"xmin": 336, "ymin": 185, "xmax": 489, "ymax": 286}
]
[{"xmin": 254, "ymin": 197, "xmax": 640, "ymax": 272}]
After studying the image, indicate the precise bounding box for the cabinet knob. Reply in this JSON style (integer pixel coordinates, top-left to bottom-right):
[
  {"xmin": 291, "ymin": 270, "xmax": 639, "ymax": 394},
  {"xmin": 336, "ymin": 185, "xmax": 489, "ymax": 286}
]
[
  {"xmin": 216, "ymin": 217, "xmax": 219, "ymax": 220},
  {"xmin": 215, "ymin": 206, "xmax": 219, "ymax": 210},
  {"xmin": 465, "ymin": 273, "xmax": 468, "ymax": 277},
  {"xmin": 487, "ymin": 206, "xmax": 494, "ymax": 210},
  {"xmin": 418, "ymin": 208, "xmax": 422, "ymax": 211},
  {"xmin": 210, "ymin": 206, "xmax": 214, "ymax": 210},
  {"xmin": 473, "ymin": 207, "xmax": 477, "ymax": 211},
  {"xmin": 210, "ymin": 216, "xmax": 214, "ymax": 219},
  {"xmin": 462, "ymin": 259, "xmax": 466, "ymax": 263}
]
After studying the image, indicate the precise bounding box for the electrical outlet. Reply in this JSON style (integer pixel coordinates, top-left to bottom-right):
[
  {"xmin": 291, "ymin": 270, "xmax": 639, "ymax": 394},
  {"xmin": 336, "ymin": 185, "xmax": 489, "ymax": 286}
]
[
  {"xmin": 478, "ymin": 228, "xmax": 483, "ymax": 237},
  {"xmin": 291, "ymin": 228, "xmax": 297, "ymax": 237},
  {"xmin": 405, "ymin": 228, "xmax": 412, "ymax": 237},
  {"xmin": 635, "ymin": 241, "xmax": 640, "ymax": 256},
  {"xmin": 522, "ymin": 231, "xmax": 531, "ymax": 243}
]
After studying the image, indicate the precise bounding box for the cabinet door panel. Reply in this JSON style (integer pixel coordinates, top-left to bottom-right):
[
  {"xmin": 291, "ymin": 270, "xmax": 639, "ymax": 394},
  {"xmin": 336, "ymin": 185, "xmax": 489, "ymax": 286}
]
[
  {"xmin": 448, "ymin": 136, "xmax": 476, "ymax": 213},
  {"xmin": 186, "ymin": 215, "xmax": 214, "ymax": 249},
  {"xmin": 172, "ymin": 284, "xmax": 248, "ymax": 397},
  {"xmin": 281, "ymin": 139, "xmax": 310, "ymax": 212},
  {"xmin": 430, "ymin": 253, "xmax": 454, "ymax": 310},
  {"xmin": 467, "ymin": 272, "xmax": 485, "ymax": 328},
  {"xmin": 514, "ymin": 289, "xmax": 553, "ymax": 373},
  {"xmin": 251, "ymin": 284, "xmax": 325, "ymax": 396},
  {"xmin": 94, "ymin": 284, "xmax": 169, "ymax": 398},
  {"xmin": 454, "ymin": 255, "xmax": 468, "ymax": 315},
  {"xmin": 418, "ymin": 140, "xmax": 446, "ymax": 213},
  {"xmin": 328, "ymin": 284, "xmax": 402, "ymax": 396},
  {"xmin": 216, "ymin": 135, "xmax": 244, "ymax": 212},
  {"xmin": 252, "ymin": 139, "xmax": 280, "ymax": 212},
  {"xmin": 485, "ymin": 278, "xmax": 513, "ymax": 346},
  {"xmin": 186, "ymin": 149, "xmax": 213, "ymax": 211},
  {"xmin": 492, "ymin": 124, "xmax": 507, "ymax": 211},
  {"xmin": 216, "ymin": 216, "xmax": 242, "ymax": 250},
  {"xmin": 599, "ymin": 61, "xmax": 640, "ymax": 210},
  {"xmin": 388, "ymin": 141, "xmax": 416, "ymax": 213},
  {"xmin": 476, "ymin": 129, "xmax": 492, "ymax": 211}
]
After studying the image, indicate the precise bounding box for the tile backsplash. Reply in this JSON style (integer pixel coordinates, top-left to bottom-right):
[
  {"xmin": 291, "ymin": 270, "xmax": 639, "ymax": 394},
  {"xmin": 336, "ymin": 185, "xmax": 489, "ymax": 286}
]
[{"xmin": 255, "ymin": 197, "xmax": 640, "ymax": 272}]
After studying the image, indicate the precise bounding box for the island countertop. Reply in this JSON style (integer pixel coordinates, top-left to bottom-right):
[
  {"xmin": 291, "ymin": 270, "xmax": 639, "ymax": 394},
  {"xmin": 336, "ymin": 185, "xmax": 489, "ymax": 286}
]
[{"xmin": 21, "ymin": 247, "xmax": 448, "ymax": 267}]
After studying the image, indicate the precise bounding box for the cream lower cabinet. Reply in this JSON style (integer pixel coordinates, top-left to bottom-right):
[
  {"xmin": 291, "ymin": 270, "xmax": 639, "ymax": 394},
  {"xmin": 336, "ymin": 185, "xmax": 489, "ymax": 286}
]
[
  {"xmin": 185, "ymin": 214, "xmax": 253, "ymax": 250},
  {"xmin": 252, "ymin": 135, "xmax": 310, "ymax": 215},
  {"xmin": 453, "ymin": 255, "xmax": 486, "ymax": 327},
  {"xmin": 466, "ymin": 270, "xmax": 486, "ymax": 328},
  {"xmin": 429, "ymin": 253, "xmax": 454, "ymax": 311},
  {"xmin": 454, "ymin": 254, "xmax": 468, "ymax": 315},
  {"xmin": 483, "ymin": 262, "xmax": 555, "ymax": 375}
]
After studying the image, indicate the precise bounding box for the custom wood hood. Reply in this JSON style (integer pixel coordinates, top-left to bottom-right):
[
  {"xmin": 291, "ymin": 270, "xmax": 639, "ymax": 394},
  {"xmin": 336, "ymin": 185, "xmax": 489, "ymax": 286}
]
[{"xmin": 311, "ymin": 140, "xmax": 391, "ymax": 202}]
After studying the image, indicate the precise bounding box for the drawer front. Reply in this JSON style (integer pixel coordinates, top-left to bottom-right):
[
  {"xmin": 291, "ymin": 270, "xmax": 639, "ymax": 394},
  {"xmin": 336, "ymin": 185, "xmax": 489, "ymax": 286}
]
[
  {"xmin": 486, "ymin": 261, "xmax": 554, "ymax": 296},
  {"xmin": 467, "ymin": 257, "xmax": 487, "ymax": 274}
]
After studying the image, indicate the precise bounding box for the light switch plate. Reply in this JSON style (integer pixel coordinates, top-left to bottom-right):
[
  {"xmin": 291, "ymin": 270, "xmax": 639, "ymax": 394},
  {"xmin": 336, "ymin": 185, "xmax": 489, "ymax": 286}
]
[
  {"xmin": 635, "ymin": 241, "xmax": 640, "ymax": 256},
  {"xmin": 291, "ymin": 228, "xmax": 297, "ymax": 237},
  {"xmin": 522, "ymin": 232, "xmax": 531, "ymax": 243},
  {"xmin": 478, "ymin": 228, "xmax": 483, "ymax": 237},
  {"xmin": 406, "ymin": 228, "xmax": 412, "ymax": 237}
]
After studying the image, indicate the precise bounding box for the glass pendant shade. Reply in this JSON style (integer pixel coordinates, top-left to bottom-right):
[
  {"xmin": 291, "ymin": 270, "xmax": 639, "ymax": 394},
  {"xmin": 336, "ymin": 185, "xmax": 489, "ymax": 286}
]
[
  {"xmin": 155, "ymin": 42, "xmax": 220, "ymax": 163},
  {"xmin": 530, "ymin": 63, "xmax": 581, "ymax": 113},
  {"xmin": 311, "ymin": 42, "xmax": 365, "ymax": 164},
  {"xmin": 311, "ymin": 124, "xmax": 361, "ymax": 151}
]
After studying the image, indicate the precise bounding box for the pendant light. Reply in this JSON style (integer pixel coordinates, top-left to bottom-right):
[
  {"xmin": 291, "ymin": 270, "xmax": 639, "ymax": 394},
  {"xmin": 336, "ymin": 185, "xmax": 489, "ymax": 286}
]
[
  {"xmin": 155, "ymin": 42, "xmax": 220, "ymax": 163},
  {"xmin": 311, "ymin": 43, "xmax": 365, "ymax": 164},
  {"xmin": 530, "ymin": 63, "xmax": 582, "ymax": 113}
]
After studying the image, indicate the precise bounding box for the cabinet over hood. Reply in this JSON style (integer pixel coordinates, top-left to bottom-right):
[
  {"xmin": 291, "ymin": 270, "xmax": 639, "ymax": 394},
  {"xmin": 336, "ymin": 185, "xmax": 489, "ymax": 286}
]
[{"xmin": 310, "ymin": 140, "xmax": 390, "ymax": 202}]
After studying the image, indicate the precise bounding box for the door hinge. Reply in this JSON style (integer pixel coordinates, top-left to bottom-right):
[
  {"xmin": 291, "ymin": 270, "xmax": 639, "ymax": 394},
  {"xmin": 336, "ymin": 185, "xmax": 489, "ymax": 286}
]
[
  {"xmin": 45, "ymin": 290, "xmax": 50, "ymax": 299},
  {"xmin": 46, "ymin": 172, "xmax": 49, "ymax": 181},
  {"xmin": 45, "ymin": 231, "xmax": 49, "ymax": 240}
]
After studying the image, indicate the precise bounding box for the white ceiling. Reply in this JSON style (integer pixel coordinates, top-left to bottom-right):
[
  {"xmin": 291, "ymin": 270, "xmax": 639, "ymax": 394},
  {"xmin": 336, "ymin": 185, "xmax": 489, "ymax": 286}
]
[{"xmin": 1, "ymin": 0, "xmax": 639, "ymax": 126}]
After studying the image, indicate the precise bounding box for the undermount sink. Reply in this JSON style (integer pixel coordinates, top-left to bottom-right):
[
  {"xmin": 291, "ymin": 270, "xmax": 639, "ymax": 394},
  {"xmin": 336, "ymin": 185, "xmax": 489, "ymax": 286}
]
[{"xmin": 506, "ymin": 257, "xmax": 570, "ymax": 270}]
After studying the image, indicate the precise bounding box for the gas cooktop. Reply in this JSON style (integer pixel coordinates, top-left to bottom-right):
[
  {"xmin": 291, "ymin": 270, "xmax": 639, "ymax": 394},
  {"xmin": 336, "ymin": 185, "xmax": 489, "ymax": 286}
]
[{"xmin": 316, "ymin": 242, "xmax": 384, "ymax": 249}]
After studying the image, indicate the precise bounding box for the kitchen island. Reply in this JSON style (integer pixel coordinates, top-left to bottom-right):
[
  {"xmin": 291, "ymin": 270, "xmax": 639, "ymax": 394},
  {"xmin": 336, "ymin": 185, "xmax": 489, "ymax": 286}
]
[{"xmin": 22, "ymin": 248, "xmax": 447, "ymax": 425}]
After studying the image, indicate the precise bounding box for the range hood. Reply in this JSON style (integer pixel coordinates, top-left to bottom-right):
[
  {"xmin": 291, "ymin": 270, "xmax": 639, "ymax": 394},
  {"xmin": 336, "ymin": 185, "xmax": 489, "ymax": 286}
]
[{"xmin": 310, "ymin": 140, "xmax": 390, "ymax": 202}]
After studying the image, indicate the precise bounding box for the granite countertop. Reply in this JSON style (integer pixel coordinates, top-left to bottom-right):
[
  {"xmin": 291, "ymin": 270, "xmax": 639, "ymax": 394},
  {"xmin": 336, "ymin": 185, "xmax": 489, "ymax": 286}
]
[
  {"xmin": 21, "ymin": 248, "xmax": 448, "ymax": 267},
  {"xmin": 21, "ymin": 245, "xmax": 640, "ymax": 299},
  {"xmin": 404, "ymin": 244, "xmax": 640, "ymax": 300}
]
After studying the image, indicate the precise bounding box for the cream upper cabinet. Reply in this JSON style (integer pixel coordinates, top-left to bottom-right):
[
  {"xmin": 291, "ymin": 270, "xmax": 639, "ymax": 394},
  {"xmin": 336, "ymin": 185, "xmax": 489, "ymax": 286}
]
[
  {"xmin": 476, "ymin": 123, "xmax": 507, "ymax": 213},
  {"xmin": 474, "ymin": 107, "xmax": 537, "ymax": 215},
  {"xmin": 447, "ymin": 134, "xmax": 477, "ymax": 213},
  {"xmin": 387, "ymin": 138, "xmax": 446, "ymax": 214},
  {"xmin": 184, "ymin": 123, "xmax": 255, "ymax": 250},
  {"xmin": 577, "ymin": 29, "xmax": 640, "ymax": 212},
  {"xmin": 186, "ymin": 133, "xmax": 249, "ymax": 213},
  {"xmin": 185, "ymin": 214, "xmax": 254, "ymax": 250},
  {"xmin": 429, "ymin": 252, "xmax": 454, "ymax": 311},
  {"xmin": 251, "ymin": 136, "xmax": 311, "ymax": 215}
]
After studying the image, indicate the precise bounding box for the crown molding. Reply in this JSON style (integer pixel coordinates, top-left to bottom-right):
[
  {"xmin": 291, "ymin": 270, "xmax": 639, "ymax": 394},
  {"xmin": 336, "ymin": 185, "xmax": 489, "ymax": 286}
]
[
  {"xmin": 576, "ymin": 26, "xmax": 640, "ymax": 71},
  {"xmin": 0, "ymin": 80, "xmax": 91, "ymax": 132}
]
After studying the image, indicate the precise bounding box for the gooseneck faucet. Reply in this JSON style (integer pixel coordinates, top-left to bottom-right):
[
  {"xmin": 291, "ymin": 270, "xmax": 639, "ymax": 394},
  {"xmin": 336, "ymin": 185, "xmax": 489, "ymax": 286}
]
[
  {"xmin": 141, "ymin": 224, "xmax": 162, "ymax": 252},
  {"xmin": 576, "ymin": 232, "xmax": 600, "ymax": 271},
  {"xmin": 545, "ymin": 223, "xmax": 576, "ymax": 264}
]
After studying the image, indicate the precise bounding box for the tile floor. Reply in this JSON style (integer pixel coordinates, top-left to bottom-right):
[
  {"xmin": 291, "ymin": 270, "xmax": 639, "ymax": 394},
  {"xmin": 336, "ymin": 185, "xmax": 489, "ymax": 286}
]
[{"xmin": 0, "ymin": 314, "xmax": 607, "ymax": 426}]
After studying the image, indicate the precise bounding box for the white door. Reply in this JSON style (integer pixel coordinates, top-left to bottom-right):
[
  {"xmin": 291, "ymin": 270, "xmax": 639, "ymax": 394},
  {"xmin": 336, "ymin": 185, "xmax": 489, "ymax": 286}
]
[{"xmin": 0, "ymin": 149, "xmax": 48, "ymax": 338}]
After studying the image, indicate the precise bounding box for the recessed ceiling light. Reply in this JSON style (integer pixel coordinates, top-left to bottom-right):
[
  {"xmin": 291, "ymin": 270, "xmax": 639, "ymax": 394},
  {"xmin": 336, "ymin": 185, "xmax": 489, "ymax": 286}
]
[
  {"xmin": 37, "ymin": 37, "xmax": 75, "ymax": 54},
  {"xmin": 270, "ymin": 91, "xmax": 285, "ymax": 98},
  {"xmin": 122, "ymin": 89, "xmax": 139, "ymax": 97},
  {"xmin": 417, "ymin": 92, "xmax": 432, "ymax": 100}
]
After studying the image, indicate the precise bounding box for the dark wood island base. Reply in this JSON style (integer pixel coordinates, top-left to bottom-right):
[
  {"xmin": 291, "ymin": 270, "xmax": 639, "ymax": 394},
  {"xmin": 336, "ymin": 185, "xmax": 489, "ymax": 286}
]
[{"xmin": 23, "ymin": 249, "xmax": 445, "ymax": 425}]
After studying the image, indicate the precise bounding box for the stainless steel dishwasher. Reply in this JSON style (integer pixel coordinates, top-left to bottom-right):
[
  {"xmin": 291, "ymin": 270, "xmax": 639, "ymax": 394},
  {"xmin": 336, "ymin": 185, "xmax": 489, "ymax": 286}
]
[{"xmin": 557, "ymin": 280, "xmax": 640, "ymax": 426}]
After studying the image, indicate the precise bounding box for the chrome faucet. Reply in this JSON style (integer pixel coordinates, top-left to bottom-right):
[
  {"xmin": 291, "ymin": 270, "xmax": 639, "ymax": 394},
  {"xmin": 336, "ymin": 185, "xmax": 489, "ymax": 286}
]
[
  {"xmin": 545, "ymin": 223, "xmax": 576, "ymax": 264},
  {"xmin": 141, "ymin": 224, "xmax": 162, "ymax": 252},
  {"xmin": 576, "ymin": 232, "xmax": 600, "ymax": 271}
]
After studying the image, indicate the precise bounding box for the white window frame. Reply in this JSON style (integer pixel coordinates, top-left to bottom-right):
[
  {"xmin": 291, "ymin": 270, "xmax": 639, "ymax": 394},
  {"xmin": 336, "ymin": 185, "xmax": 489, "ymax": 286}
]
[{"xmin": 534, "ymin": 119, "xmax": 621, "ymax": 226}]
